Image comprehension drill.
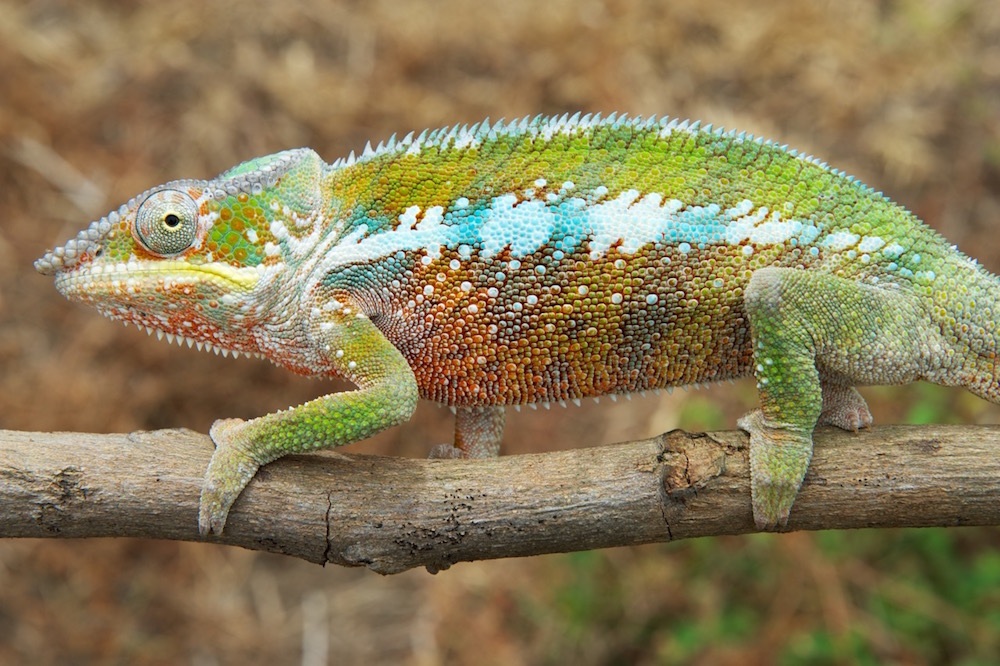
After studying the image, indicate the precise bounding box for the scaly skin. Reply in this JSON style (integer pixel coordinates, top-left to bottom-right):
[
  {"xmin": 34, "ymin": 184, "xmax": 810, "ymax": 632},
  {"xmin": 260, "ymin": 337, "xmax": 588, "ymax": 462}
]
[{"xmin": 36, "ymin": 113, "xmax": 1000, "ymax": 535}]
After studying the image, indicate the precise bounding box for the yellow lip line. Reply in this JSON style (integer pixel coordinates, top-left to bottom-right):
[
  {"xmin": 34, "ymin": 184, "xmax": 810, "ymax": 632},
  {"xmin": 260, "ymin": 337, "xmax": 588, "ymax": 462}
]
[
  {"xmin": 59, "ymin": 260, "xmax": 260, "ymax": 291},
  {"xmin": 175, "ymin": 262, "xmax": 260, "ymax": 289}
]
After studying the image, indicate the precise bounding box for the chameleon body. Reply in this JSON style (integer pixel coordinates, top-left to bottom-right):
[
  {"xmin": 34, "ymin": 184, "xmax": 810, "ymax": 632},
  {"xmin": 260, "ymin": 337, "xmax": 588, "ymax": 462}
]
[{"xmin": 36, "ymin": 113, "xmax": 1000, "ymax": 535}]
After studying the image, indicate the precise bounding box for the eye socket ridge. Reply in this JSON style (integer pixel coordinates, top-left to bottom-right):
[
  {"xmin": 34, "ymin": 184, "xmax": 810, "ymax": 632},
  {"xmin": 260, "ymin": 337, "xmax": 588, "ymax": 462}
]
[{"xmin": 135, "ymin": 189, "xmax": 199, "ymax": 256}]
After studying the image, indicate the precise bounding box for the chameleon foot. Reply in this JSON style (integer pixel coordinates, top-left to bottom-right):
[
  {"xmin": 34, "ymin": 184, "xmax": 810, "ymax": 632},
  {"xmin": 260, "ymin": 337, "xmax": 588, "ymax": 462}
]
[
  {"xmin": 737, "ymin": 409, "xmax": 814, "ymax": 530},
  {"xmin": 428, "ymin": 406, "xmax": 505, "ymax": 460},
  {"xmin": 428, "ymin": 444, "xmax": 467, "ymax": 459},
  {"xmin": 819, "ymin": 383, "xmax": 873, "ymax": 432},
  {"xmin": 199, "ymin": 418, "xmax": 263, "ymax": 536}
]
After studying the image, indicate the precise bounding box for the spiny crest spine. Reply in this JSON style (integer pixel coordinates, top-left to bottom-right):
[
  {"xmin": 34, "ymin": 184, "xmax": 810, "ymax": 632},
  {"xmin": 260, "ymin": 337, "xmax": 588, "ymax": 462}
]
[{"xmin": 329, "ymin": 113, "xmax": 883, "ymax": 202}]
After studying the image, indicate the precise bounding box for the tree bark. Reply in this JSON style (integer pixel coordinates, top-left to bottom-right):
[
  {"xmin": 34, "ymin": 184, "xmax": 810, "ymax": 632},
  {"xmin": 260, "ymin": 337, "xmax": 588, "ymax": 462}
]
[{"xmin": 1, "ymin": 425, "xmax": 998, "ymax": 574}]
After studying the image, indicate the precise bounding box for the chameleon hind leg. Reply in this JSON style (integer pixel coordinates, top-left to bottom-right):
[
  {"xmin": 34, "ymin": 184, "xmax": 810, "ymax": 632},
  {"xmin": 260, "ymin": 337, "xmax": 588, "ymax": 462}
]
[
  {"xmin": 740, "ymin": 266, "xmax": 928, "ymax": 529},
  {"xmin": 429, "ymin": 406, "xmax": 506, "ymax": 459}
]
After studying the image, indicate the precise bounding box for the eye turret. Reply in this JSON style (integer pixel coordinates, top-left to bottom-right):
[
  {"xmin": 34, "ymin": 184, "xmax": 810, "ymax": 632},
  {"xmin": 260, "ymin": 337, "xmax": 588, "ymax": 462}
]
[{"xmin": 135, "ymin": 189, "xmax": 199, "ymax": 256}]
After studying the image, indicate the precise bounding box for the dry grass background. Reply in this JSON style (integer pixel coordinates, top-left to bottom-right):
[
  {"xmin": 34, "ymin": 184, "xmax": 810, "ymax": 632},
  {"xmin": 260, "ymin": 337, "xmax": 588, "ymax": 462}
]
[{"xmin": 4, "ymin": 0, "xmax": 1000, "ymax": 663}]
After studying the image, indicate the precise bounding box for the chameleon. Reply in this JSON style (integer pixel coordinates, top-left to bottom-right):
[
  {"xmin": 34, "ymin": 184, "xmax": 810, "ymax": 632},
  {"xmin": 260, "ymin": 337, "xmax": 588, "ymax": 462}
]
[{"xmin": 35, "ymin": 113, "xmax": 1000, "ymax": 536}]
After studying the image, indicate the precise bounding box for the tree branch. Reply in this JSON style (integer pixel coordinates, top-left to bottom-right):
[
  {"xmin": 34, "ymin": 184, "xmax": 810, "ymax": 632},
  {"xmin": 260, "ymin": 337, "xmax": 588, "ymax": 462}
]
[{"xmin": 1, "ymin": 425, "xmax": 998, "ymax": 573}]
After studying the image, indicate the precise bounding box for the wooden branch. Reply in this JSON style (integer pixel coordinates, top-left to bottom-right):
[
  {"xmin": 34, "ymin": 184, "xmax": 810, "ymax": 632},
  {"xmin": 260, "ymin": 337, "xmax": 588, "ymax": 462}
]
[{"xmin": 2, "ymin": 425, "xmax": 999, "ymax": 574}]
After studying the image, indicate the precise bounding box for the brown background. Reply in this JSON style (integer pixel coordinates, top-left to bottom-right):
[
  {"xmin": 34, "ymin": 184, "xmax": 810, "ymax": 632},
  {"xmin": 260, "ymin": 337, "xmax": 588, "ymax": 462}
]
[{"xmin": 4, "ymin": 1, "xmax": 1000, "ymax": 663}]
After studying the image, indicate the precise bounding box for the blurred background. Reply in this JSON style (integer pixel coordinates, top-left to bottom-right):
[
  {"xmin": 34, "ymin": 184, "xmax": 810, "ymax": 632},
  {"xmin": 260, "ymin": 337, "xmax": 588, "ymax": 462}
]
[{"xmin": 4, "ymin": 0, "xmax": 1000, "ymax": 663}]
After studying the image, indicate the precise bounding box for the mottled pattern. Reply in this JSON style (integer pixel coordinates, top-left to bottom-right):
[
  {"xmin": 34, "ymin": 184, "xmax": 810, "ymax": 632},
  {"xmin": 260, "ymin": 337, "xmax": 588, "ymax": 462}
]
[{"xmin": 36, "ymin": 114, "xmax": 1000, "ymax": 534}]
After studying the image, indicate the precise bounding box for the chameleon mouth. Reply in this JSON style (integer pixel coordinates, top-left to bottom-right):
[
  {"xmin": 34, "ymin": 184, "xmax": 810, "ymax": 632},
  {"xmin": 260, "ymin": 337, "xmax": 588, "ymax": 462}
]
[
  {"xmin": 56, "ymin": 260, "xmax": 267, "ymax": 361},
  {"xmin": 51, "ymin": 258, "xmax": 278, "ymax": 363}
]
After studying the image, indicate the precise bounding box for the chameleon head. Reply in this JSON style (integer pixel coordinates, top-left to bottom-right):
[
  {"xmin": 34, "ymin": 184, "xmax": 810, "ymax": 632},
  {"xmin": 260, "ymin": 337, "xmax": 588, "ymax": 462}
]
[{"xmin": 35, "ymin": 149, "xmax": 327, "ymax": 358}]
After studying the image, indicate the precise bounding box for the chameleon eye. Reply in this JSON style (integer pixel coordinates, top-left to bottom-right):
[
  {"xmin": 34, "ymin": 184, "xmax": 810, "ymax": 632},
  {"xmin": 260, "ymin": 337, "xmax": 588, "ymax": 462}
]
[{"xmin": 134, "ymin": 189, "xmax": 199, "ymax": 256}]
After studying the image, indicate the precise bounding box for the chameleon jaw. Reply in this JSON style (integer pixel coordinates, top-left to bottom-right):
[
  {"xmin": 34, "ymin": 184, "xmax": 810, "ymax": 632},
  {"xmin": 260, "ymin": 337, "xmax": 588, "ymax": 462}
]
[{"xmin": 54, "ymin": 259, "xmax": 270, "ymax": 361}]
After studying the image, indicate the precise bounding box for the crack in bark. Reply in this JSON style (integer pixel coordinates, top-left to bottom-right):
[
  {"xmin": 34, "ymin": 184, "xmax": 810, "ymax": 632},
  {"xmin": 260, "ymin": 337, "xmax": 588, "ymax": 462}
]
[
  {"xmin": 654, "ymin": 437, "xmax": 676, "ymax": 540},
  {"xmin": 322, "ymin": 491, "xmax": 334, "ymax": 565}
]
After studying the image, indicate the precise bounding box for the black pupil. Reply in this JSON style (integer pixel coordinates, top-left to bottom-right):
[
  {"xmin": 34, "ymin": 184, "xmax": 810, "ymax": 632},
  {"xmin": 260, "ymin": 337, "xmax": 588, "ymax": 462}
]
[{"xmin": 164, "ymin": 213, "xmax": 181, "ymax": 228}]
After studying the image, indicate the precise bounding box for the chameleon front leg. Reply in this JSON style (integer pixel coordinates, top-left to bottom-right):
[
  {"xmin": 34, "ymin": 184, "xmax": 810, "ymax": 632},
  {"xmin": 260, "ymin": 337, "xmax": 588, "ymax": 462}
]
[
  {"xmin": 199, "ymin": 308, "xmax": 418, "ymax": 536},
  {"xmin": 740, "ymin": 266, "xmax": 923, "ymax": 529}
]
